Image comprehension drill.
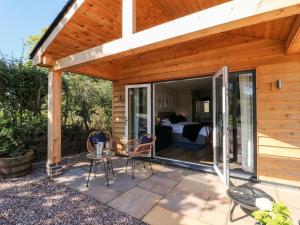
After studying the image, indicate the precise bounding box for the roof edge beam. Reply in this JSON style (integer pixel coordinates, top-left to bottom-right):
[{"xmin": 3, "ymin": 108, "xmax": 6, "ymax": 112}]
[
  {"xmin": 54, "ymin": 0, "xmax": 300, "ymax": 71},
  {"xmin": 286, "ymin": 15, "xmax": 300, "ymax": 54},
  {"xmin": 32, "ymin": 0, "xmax": 85, "ymax": 65}
]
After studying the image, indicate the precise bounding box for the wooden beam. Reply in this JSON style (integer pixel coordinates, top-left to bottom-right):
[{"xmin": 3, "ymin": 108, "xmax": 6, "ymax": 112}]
[
  {"xmin": 69, "ymin": 63, "xmax": 120, "ymax": 80},
  {"xmin": 32, "ymin": 0, "xmax": 85, "ymax": 65},
  {"xmin": 40, "ymin": 54, "xmax": 56, "ymax": 67},
  {"xmin": 54, "ymin": 0, "xmax": 300, "ymax": 71},
  {"xmin": 47, "ymin": 69, "xmax": 62, "ymax": 167},
  {"xmin": 122, "ymin": 0, "xmax": 136, "ymax": 37},
  {"xmin": 286, "ymin": 15, "xmax": 300, "ymax": 54}
]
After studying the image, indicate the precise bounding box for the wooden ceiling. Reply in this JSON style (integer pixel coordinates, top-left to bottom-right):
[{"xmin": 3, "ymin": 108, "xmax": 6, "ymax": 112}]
[
  {"xmin": 46, "ymin": 0, "xmax": 122, "ymax": 59},
  {"xmin": 43, "ymin": 0, "xmax": 296, "ymax": 65},
  {"xmin": 136, "ymin": 0, "xmax": 229, "ymax": 31}
]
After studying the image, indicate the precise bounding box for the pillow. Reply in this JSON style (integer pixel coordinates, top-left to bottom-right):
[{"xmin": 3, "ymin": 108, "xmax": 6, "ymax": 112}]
[
  {"xmin": 178, "ymin": 114, "xmax": 187, "ymax": 122},
  {"xmin": 169, "ymin": 114, "xmax": 179, "ymax": 123},
  {"xmin": 161, "ymin": 118, "xmax": 171, "ymax": 125},
  {"xmin": 140, "ymin": 134, "xmax": 153, "ymax": 144}
]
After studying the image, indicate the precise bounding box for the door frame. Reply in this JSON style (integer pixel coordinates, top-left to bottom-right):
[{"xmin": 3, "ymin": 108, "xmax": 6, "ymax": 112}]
[
  {"xmin": 125, "ymin": 84, "xmax": 152, "ymax": 142},
  {"xmin": 212, "ymin": 66, "xmax": 230, "ymax": 186},
  {"xmin": 137, "ymin": 70, "xmax": 257, "ymax": 180}
]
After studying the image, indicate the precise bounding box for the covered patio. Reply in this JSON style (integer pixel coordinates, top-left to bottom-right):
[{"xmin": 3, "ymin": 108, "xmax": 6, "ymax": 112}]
[
  {"xmin": 30, "ymin": 0, "xmax": 300, "ymax": 186},
  {"xmin": 27, "ymin": 0, "xmax": 300, "ymax": 223},
  {"xmin": 53, "ymin": 155, "xmax": 300, "ymax": 225}
]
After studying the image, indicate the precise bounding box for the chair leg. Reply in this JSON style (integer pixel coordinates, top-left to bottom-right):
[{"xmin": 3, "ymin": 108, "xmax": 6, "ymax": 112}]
[
  {"xmin": 109, "ymin": 159, "xmax": 115, "ymax": 177},
  {"xmin": 149, "ymin": 161, "xmax": 154, "ymax": 175},
  {"xmin": 143, "ymin": 162, "xmax": 146, "ymax": 169},
  {"xmin": 86, "ymin": 159, "xmax": 94, "ymax": 187},
  {"xmin": 132, "ymin": 159, "xmax": 135, "ymax": 179},
  {"xmin": 94, "ymin": 160, "xmax": 98, "ymax": 178},
  {"xmin": 103, "ymin": 160, "xmax": 110, "ymax": 186},
  {"xmin": 125, "ymin": 157, "xmax": 129, "ymax": 173}
]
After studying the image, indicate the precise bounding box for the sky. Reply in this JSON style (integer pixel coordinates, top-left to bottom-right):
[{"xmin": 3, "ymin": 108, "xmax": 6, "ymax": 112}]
[{"xmin": 0, "ymin": 0, "xmax": 68, "ymax": 59}]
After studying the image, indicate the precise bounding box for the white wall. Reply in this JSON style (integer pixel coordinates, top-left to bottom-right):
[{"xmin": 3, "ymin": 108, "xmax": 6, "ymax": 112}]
[
  {"xmin": 176, "ymin": 88, "xmax": 192, "ymax": 121},
  {"xmin": 155, "ymin": 85, "xmax": 176, "ymax": 116}
]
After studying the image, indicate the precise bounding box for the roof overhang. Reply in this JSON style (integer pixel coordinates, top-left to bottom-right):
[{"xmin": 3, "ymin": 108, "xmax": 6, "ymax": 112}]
[{"xmin": 31, "ymin": 0, "xmax": 300, "ymax": 80}]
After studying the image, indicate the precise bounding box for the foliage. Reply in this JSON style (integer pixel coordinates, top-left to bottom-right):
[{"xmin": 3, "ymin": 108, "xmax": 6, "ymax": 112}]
[
  {"xmin": 252, "ymin": 202, "xmax": 293, "ymax": 225},
  {"xmin": 62, "ymin": 74, "xmax": 112, "ymax": 132},
  {"xmin": 25, "ymin": 28, "xmax": 47, "ymax": 59},
  {"xmin": 0, "ymin": 56, "xmax": 48, "ymax": 157},
  {"xmin": 0, "ymin": 29, "xmax": 112, "ymax": 160}
]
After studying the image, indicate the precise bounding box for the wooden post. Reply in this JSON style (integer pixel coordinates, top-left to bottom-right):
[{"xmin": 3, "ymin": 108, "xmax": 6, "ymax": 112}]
[
  {"xmin": 47, "ymin": 69, "xmax": 62, "ymax": 177},
  {"xmin": 122, "ymin": 0, "xmax": 136, "ymax": 37}
]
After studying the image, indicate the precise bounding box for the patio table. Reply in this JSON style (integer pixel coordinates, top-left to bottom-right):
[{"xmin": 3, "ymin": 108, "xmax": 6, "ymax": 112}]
[
  {"xmin": 227, "ymin": 185, "xmax": 274, "ymax": 211},
  {"xmin": 86, "ymin": 151, "xmax": 115, "ymax": 187},
  {"xmin": 227, "ymin": 185, "xmax": 274, "ymax": 222}
]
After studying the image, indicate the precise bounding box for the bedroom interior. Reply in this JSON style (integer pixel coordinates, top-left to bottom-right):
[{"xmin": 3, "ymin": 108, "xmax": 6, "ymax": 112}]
[{"xmin": 154, "ymin": 70, "xmax": 256, "ymax": 176}]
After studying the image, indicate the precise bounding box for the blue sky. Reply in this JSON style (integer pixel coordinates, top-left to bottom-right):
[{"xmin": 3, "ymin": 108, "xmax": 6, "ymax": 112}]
[{"xmin": 0, "ymin": 0, "xmax": 68, "ymax": 58}]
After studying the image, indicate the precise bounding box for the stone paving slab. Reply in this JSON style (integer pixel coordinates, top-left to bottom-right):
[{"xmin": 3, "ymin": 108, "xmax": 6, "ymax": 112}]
[
  {"xmin": 159, "ymin": 188, "xmax": 208, "ymax": 220},
  {"xmin": 109, "ymin": 187, "xmax": 163, "ymax": 219},
  {"xmin": 56, "ymin": 158, "xmax": 300, "ymax": 225},
  {"xmin": 108, "ymin": 173, "xmax": 143, "ymax": 193},
  {"xmin": 143, "ymin": 206, "xmax": 209, "ymax": 225},
  {"xmin": 138, "ymin": 175, "xmax": 178, "ymax": 195},
  {"xmin": 85, "ymin": 184, "xmax": 121, "ymax": 203},
  {"xmin": 154, "ymin": 166, "xmax": 188, "ymax": 182}
]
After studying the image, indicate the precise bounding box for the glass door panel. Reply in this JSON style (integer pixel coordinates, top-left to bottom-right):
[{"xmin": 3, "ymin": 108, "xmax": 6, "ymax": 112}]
[
  {"xmin": 228, "ymin": 71, "xmax": 255, "ymax": 173},
  {"xmin": 125, "ymin": 84, "xmax": 151, "ymax": 141},
  {"xmin": 213, "ymin": 66, "xmax": 230, "ymax": 186}
]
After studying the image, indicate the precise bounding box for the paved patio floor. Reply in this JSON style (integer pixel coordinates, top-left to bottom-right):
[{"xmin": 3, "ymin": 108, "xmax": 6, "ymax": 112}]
[{"xmin": 54, "ymin": 156, "xmax": 300, "ymax": 225}]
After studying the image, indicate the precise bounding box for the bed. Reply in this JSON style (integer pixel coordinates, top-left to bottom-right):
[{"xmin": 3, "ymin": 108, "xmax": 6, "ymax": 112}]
[{"xmin": 157, "ymin": 112, "xmax": 211, "ymax": 149}]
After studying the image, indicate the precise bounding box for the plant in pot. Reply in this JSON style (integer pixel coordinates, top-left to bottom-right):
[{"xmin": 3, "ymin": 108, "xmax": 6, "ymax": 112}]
[
  {"xmin": 252, "ymin": 202, "xmax": 293, "ymax": 225},
  {"xmin": 0, "ymin": 123, "xmax": 34, "ymax": 178}
]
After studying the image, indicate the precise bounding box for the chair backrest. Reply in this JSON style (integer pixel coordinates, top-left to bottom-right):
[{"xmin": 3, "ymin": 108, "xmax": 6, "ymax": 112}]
[
  {"xmin": 86, "ymin": 131, "xmax": 113, "ymax": 153},
  {"xmin": 135, "ymin": 134, "xmax": 156, "ymax": 157}
]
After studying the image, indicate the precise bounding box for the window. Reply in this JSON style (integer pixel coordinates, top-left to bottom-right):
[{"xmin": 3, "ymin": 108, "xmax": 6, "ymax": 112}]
[{"xmin": 203, "ymin": 100, "xmax": 210, "ymax": 113}]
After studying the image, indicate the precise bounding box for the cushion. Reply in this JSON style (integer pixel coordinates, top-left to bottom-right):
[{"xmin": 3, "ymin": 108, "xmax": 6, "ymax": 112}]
[
  {"xmin": 90, "ymin": 132, "xmax": 106, "ymax": 144},
  {"xmin": 95, "ymin": 132, "xmax": 106, "ymax": 142},
  {"xmin": 89, "ymin": 136, "xmax": 98, "ymax": 144},
  {"xmin": 140, "ymin": 134, "xmax": 153, "ymax": 144}
]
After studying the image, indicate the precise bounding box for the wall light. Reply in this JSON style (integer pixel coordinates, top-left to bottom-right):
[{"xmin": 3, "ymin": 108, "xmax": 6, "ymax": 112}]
[{"xmin": 277, "ymin": 80, "xmax": 283, "ymax": 90}]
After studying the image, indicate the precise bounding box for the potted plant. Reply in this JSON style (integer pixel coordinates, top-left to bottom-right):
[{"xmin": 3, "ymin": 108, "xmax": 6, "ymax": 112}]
[
  {"xmin": 252, "ymin": 202, "xmax": 293, "ymax": 225},
  {"xmin": 0, "ymin": 124, "xmax": 34, "ymax": 178}
]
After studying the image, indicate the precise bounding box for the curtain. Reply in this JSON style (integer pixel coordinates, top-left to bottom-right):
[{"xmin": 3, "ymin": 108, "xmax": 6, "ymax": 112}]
[{"xmin": 239, "ymin": 74, "xmax": 254, "ymax": 173}]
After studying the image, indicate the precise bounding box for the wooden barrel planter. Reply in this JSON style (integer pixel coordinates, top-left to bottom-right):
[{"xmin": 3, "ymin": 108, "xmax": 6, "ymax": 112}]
[{"xmin": 0, "ymin": 150, "xmax": 33, "ymax": 178}]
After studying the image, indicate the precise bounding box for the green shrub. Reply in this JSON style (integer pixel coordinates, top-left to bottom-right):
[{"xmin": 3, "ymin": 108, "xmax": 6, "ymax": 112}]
[{"xmin": 252, "ymin": 202, "xmax": 293, "ymax": 225}]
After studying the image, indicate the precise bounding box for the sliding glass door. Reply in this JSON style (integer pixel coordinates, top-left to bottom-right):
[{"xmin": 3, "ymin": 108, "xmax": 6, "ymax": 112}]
[
  {"xmin": 213, "ymin": 66, "xmax": 230, "ymax": 186},
  {"xmin": 125, "ymin": 84, "xmax": 151, "ymax": 141}
]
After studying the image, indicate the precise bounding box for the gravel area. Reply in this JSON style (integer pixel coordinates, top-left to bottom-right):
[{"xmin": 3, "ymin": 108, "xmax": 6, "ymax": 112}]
[{"xmin": 0, "ymin": 155, "xmax": 147, "ymax": 225}]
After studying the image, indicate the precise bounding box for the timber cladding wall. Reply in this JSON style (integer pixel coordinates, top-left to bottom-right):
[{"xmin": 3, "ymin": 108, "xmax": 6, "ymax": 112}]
[
  {"xmin": 256, "ymin": 62, "xmax": 300, "ymax": 187},
  {"xmin": 112, "ymin": 82, "xmax": 126, "ymax": 155},
  {"xmin": 112, "ymin": 34, "xmax": 300, "ymax": 186}
]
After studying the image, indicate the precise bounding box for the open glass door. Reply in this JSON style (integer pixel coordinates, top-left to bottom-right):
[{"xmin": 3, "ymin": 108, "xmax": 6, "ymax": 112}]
[
  {"xmin": 213, "ymin": 66, "xmax": 230, "ymax": 186},
  {"xmin": 125, "ymin": 84, "xmax": 152, "ymax": 142}
]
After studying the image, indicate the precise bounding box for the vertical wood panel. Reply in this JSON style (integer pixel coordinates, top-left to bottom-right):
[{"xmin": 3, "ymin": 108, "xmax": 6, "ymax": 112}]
[
  {"xmin": 48, "ymin": 69, "xmax": 62, "ymax": 164},
  {"xmin": 112, "ymin": 81, "xmax": 126, "ymax": 155}
]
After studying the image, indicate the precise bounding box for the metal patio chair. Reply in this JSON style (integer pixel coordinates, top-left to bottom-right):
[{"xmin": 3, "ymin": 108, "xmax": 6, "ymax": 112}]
[{"xmin": 125, "ymin": 134, "xmax": 156, "ymax": 179}]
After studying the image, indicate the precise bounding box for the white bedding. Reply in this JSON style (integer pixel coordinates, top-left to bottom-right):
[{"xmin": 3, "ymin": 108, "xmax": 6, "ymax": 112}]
[{"xmin": 162, "ymin": 121, "xmax": 211, "ymax": 137}]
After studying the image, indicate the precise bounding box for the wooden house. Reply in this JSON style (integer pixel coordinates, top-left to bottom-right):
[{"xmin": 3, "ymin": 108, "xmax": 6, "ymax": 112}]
[{"xmin": 30, "ymin": 0, "xmax": 300, "ymax": 187}]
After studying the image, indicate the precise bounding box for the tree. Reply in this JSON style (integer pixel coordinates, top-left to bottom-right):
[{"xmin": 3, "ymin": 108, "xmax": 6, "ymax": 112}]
[{"xmin": 0, "ymin": 28, "xmax": 112, "ymax": 159}]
